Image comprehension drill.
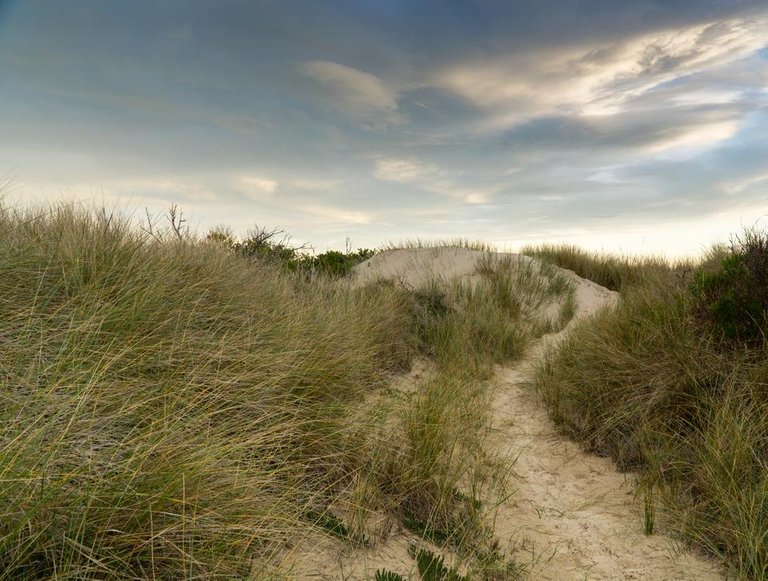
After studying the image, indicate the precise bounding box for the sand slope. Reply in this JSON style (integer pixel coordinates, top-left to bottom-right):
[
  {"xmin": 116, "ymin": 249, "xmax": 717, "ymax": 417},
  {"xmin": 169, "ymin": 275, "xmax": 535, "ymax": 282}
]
[{"xmin": 287, "ymin": 248, "xmax": 723, "ymax": 579}]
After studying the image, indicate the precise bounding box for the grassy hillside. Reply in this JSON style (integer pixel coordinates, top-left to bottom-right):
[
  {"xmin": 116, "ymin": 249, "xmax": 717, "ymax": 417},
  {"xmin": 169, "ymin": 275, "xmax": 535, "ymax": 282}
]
[
  {"xmin": 0, "ymin": 203, "xmax": 421, "ymax": 577},
  {"xmin": 528, "ymin": 240, "xmax": 768, "ymax": 579},
  {"xmin": 0, "ymin": 203, "xmax": 572, "ymax": 578},
  {"xmin": 8, "ymin": 200, "xmax": 761, "ymax": 578}
]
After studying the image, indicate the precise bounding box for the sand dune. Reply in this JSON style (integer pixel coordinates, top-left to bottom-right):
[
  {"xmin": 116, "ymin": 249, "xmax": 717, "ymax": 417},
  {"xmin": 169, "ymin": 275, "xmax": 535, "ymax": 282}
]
[{"xmin": 289, "ymin": 248, "xmax": 722, "ymax": 579}]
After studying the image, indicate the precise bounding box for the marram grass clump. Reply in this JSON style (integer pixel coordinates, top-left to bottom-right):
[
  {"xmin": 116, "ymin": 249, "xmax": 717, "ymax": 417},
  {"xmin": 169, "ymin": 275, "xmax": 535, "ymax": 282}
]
[
  {"xmin": 521, "ymin": 242, "xmax": 689, "ymax": 292},
  {"xmin": 0, "ymin": 203, "xmax": 415, "ymax": 577}
]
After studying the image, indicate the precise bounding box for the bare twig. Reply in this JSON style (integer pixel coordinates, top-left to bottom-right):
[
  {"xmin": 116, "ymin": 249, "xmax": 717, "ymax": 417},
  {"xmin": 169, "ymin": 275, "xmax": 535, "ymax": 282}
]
[{"xmin": 167, "ymin": 204, "xmax": 187, "ymax": 241}]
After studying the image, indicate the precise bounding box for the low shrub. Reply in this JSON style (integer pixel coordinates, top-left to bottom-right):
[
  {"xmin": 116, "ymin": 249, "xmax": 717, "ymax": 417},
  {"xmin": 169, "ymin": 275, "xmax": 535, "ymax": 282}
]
[
  {"xmin": 691, "ymin": 229, "xmax": 768, "ymax": 346},
  {"xmin": 207, "ymin": 225, "xmax": 375, "ymax": 277}
]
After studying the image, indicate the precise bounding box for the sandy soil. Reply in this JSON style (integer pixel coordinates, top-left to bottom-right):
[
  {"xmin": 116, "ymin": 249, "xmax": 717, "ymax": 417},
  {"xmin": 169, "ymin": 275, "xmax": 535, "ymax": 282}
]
[
  {"xmin": 355, "ymin": 246, "xmax": 493, "ymax": 288},
  {"xmin": 285, "ymin": 248, "xmax": 725, "ymax": 580},
  {"xmin": 488, "ymin": 267, "xmax": 723, "ymax": 580}
]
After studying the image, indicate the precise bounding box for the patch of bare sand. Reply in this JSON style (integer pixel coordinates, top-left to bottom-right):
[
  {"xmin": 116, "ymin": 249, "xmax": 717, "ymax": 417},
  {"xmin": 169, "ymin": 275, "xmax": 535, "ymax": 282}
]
[
  {"xmin": 354, "ymin": 247, "xmax": 493, "ymax": 288},
  {"xmin": 283, "ymin": 248, "xmax": 725, "ymax": 580}
]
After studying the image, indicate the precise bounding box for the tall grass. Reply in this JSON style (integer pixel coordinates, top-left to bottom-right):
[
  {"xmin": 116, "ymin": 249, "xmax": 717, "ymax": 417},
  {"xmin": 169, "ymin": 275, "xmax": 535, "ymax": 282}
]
[
  {"xmin": 0, "ymin": 203, "xmax": 577, "ymax": 578},
  {"xmin": 0, "ymin": 202, "xmax": 416, "ymax": 577},
  {"xmin": 521, "ymin": 242, "xmax": 690, "ymax": 291},
  {"xmin": 534, "ymin": 239, "xmax": 768, "ymax": 579},
  {"xmin": 383, "ymin": 238, "xmax": 496, "ymax": 253},
  {"xmin": 408, "ymin": 254, "xmax": 575, "ymax": 376}
]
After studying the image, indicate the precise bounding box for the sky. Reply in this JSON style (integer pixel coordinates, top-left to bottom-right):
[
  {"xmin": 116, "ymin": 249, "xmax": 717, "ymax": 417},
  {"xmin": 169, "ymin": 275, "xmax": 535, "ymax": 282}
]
[{"xmin": 1, "ymin": 0, "xmax": 767, "ymax": 256}]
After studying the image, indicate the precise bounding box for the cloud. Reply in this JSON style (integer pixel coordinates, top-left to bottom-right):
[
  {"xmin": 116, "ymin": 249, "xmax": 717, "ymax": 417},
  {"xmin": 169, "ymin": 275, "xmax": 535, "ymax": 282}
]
[
  {"xmin": 720, "ymin": 172, "xmax": 768, "ymax": 195},
  {"xmin": 373, "ymin": 157, "xmax": 497, "ymax": 204},
  {"xmin": 644, "ymin": 119, "xmax": 739, "ymax": 155},
  {"xmin": 433, "ymin": 15, "xmax": 768, "ymax": 132},
  {"xmin": 302, "ymin": 60, "xmax": 403, "ymax": 125},
  {"xmin": 239, "ymin": 175, "xmax": 278, "ymax": 196},
  {"xmin": 670, "ymin": 89, "xmax": 742, "ymax": 107},
  {"xmin": 304, "ymin": 204, "xmax": 371, "ymax": 225},
  {"xmin": 292, "ymin": 178, "xmax": 341, "ymax": 191},
  {"xmin": 374, "ymin": 158, "xmax": 437, "ymax": 182}
]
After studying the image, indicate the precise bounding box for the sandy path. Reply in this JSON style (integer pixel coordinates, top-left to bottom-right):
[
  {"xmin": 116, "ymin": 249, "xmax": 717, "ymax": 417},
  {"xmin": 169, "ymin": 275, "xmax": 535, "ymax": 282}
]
[{"xmin": 488, "ymin": 270, "xmax": 724, "ymax": 580}]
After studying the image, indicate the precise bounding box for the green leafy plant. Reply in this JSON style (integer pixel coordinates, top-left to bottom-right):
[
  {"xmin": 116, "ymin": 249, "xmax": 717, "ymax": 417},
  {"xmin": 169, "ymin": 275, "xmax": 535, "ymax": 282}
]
[
  {"xmin": 409, "ymin": 545, "xmax": 467, "ymax": 581},
  {"xmin": 304, "ymin": 509, "xmax": 350, "ymax": 541},
  {"xmin": 207, "ymin": 225, "xmax": 375, "ymax": 276},
  {"xmin": 305, "ymin": 248, "xmax": 376, "ymax": 277},
  {"xmin": 375, "ymin": 570, "xmax": 406, "ymax": 581}
]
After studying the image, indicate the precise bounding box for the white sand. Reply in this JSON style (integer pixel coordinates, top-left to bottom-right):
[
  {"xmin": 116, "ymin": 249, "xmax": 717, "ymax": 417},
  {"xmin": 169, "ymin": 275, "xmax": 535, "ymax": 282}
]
[
  {"xmin": 286, "ymin": 248, "xmax": 724, "ymax": 580},
  {"xmin": 355, "ymin": 247, "xmax": 494, "ymax": 288}
]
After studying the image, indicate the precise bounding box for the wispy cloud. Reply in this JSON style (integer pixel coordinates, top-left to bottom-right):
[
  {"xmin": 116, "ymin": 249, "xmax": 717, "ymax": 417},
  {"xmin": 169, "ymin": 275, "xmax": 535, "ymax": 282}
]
[
  {"xmin": 302, "ymin": 60, "xmax": 403, "ymax": 126},
  {"xmin": 292, "ymin": 178, "xmax": 341, "ymax": 191},
  {"xmin": 434, "ymin": 16, "xmax": 768, "ymax": 131},
  {"xmin": 239, "ymin": 175, "xmax": 278, "ymax": 195},
  {"xmin": 720, "ymin": 172, "xmax": 768, "ymax": 195},
  {"xmin": 304, "ymin": 204, "xmax": 372, "ymax": 225},
  {"xmin": 373, "ymin": 158, "xmax": 437, "ymax": 182},
  {"xmin": 374, "ymin": 158, "xmax": 498, "ymax": 204},
  {"xmin": 644, "ymin": 119, "xmax": 740, "ymax": 155}
]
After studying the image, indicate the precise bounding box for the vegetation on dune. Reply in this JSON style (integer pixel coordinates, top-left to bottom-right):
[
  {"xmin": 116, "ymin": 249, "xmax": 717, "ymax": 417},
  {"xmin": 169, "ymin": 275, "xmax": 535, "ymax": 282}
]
[
  {"xmin": 690, "ymin": 229, "xmax": 768, "ymax": 347},
  {"xmin": 384, "ymin": 238, "xmax": 497, "ymax": 253},
  {"xmin": 531, "ymin": 233, "xmax": 768, "ymax": 579},
  {"xmin": 0, "ymin": 201, "xmax": 574, "ymax": 578},
  {"xmin": 206, "ymin": 224, "xmax": 375, "ymax": 277},
  {"xmin": 521, "ymin": 242, "xmax": 695, "ymax": 291},
  {"xmin": 10, "ymin": 196, "xmax": 764, "ymax": 578},
  {"xmin": 411, "ymin": 255, "xmax": 573, "ymax": 376},
  {"xmin": 0, "ymin": 203, "xmax": 415, "ymax": 578}
]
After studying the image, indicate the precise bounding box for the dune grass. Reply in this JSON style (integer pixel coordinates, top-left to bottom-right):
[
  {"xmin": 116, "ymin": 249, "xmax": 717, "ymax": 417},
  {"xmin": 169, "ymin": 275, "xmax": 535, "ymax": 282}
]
[
  {"xmin": 533, "ymin": 239, "xmax": 768, "ymax": 579},
  {"xmin": 383, "ymin": 238, "xmax": 497, "ymax": 253},
  {"xmin": 0, "ymin": 202, "xmax": 421, "ymax": 577},
  {"xmin": 0, "ymin": 202, "xmax": 577, "ymax": 578},
  {"xmin": 520, "ymin": 242, "xmax": 695, "ymax": 292}
]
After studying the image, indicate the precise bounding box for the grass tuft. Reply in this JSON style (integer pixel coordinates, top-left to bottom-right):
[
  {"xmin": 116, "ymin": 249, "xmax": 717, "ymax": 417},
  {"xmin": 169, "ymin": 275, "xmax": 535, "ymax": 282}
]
[{"xmin": 521, "ymin": 242, "xmax": 689, "ymax": 292}]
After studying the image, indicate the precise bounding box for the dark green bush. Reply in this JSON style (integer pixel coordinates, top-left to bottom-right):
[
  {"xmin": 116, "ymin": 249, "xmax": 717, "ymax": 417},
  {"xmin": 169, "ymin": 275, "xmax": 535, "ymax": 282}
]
[
  {"xmin": 305, "ymin": 248, "xmax": 376, "ymax": 277},
  {"xmin": 206, "ymin": 225, "xmax": 375, "ymax": 277},
  {"xmin": 691, "ymin": 230, "xmax": 768, "ymax": 346}
]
